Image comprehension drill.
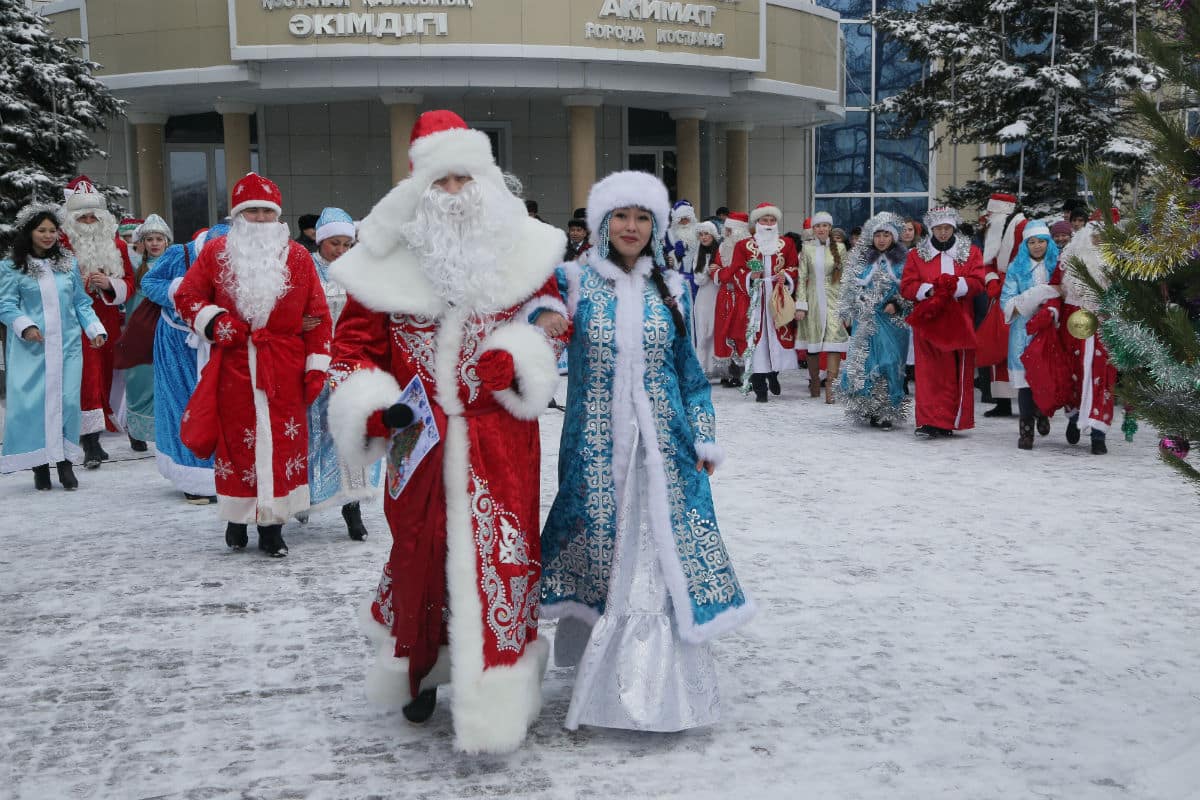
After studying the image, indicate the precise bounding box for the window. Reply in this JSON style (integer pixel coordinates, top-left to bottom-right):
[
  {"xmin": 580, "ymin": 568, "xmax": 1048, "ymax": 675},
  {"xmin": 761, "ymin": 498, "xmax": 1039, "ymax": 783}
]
[{"xmin": 813, "ymin": 1, "xmax": 931, "ymax": 231}]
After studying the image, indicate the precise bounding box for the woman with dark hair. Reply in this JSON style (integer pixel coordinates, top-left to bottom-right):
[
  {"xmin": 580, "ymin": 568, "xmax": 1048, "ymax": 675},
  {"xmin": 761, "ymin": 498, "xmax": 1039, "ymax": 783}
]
[
  {"xmin": 541, "ymin": 171, "xmax": 752, "ymax": 733},
  {"xmin": 836, "ymin": 212, "xmax": 912, "ymax": 427},
  {"xmin": 0, "ymin": 205, "xmax": 107, "ymax": 489},
  {"xmin": 691, "ymin": 219, "xmax": 722, "ymax": 375}
]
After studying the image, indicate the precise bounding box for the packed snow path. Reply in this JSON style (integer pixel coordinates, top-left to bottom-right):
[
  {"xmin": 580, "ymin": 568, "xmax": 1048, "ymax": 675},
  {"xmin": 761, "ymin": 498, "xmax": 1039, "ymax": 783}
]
[{"xmin": 2, "ymin": 372, "xmax": 1198, "ymax": 800}]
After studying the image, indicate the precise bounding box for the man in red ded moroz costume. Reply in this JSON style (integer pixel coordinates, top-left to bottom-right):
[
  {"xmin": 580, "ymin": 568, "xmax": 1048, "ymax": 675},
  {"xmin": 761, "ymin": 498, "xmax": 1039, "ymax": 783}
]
[
  {"xmin": 325, "ymin": 110, "xmax": 570, "ymax": 753},
  {"xmin": 729, "ymin": 201, "xmax": 799, "ymax": 402},
  {"xmin": 901, "ymin": 206, "xmax": 985, "ymax": 437},
  {"xmin": 976, "ymin": 192, "xmax": 1026, "ymax": 417},
  {"xmin": 711, "ymin": 210, "xmax": 751, "ymax": 387},
  {"xmin": 59, "ymin": 178, "xmax": 136, "ymax": 467},
  {"xmin": 174, "ymin": 173, "xmax": 333, "ymax": 557}
]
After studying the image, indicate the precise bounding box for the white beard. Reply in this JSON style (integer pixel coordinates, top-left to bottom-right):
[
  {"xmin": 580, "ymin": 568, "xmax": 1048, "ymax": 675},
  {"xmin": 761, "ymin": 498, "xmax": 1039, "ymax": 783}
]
[
  {"xmin": 981, "ymin": 214, "xmax": 1007, "ymax": 265},
  {"xmin": 1059, "ymin": 225, "xmax": 1108, "ymax": 308},
  {"xmin": 221, "ymin": 216, "xmax": 292, "ymax": 328},
  {"xmin": 669, "ymin": 220, "xmax": 699, "ymax": 253},
  {"xmin": 63, "ymin": 210, "xmax": 123, "ymax": 277},
  {"xmin": 755, "ymin": 223, "xmax": 780, "ymax": 255},
  {"xmin": 719, "ymin": 231, "xmax": 748, "ymax": 265},
  {"xmin": 399, "ymin": 180, "xmax": 523, "ymax": 314}
]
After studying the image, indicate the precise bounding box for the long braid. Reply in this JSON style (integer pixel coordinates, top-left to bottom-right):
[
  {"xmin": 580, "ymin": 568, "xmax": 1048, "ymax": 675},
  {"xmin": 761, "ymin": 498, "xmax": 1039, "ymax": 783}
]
[{"xmin": 649, "ymin": 265, "xmax": 687, "ymax": 338}]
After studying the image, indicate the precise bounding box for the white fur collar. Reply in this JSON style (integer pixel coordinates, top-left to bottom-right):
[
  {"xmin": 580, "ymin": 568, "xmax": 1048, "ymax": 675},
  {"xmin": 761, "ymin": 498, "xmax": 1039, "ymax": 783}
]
[
  {"xmin": 330, "ymin": 215, "xmax": 566, "ymax": 316},
  {"xmin": 588, "ymin": 252, "xmax": 653, "ymax": 283}
]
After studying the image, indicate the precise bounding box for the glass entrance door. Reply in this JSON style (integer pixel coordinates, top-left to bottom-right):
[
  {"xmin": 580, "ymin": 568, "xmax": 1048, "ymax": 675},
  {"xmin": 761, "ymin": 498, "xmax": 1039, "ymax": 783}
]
[
  {"xmin": 166, "ymin": 145, "xmax": 259, "ymax": 242},
  {"xmin": 627, "ymin": 148, "xmax": 678, "ymax": 200}
]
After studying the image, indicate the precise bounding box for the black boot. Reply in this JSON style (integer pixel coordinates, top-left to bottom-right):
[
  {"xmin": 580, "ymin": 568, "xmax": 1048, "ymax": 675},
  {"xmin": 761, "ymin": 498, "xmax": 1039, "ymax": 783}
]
[
  {"xmin": 258, "ymin": 524, "xmax": 288, "ymax": 558},
  {"xmin": 128, "ymin": 434, "xmax": 148, "ymax": 452},
  {"xmin": 983, "ymin": 399, "xmax": 1013, "ymax": 418},
  {"xmin": 225, "ymin": 522, "xmax": 248, "ymax": 550},
  {"xmin": 185, "ymin": 493, "xmax": 216, "ymax": 505},
  {"xmin": 402, "ymin": 688, "xmax": 438, "ymax": 723},
  {"xmin": 767, "ymin": 371, "xmax": 781, "ymax": 396},
  {"xmin": 33, "ymin": 464, "xmax": 52, "ymax": 491},
  {"xmin": 342, "ymin": 502, "xmax": 368, "ymax": 541},
  {"xmin": 750, "ymin": 373, "xmax": 769, "ymax": 403},
  {"xmin": 55, "ymin": 461, "xmax": 78, "ymax": 490},
  {"xmin": 1018, "ymin": 418, "xmax": 1035, "ymax": 450},
  {"xmin": 903, "ymin": 365, "xmax": 915, "ymax": 395},
  {"xmin": 81, "ymin": 433, "xmax": 104, "ymax": 469},
  {"xmin": 1036, "ymin": 415, "xmax": 1051, "ymax": 437},
  {"xmin": 1065, "ymin": 415, "xmax": 1081, "ymax": 445},
  {"xmin": 1091, "ymin": 433, "xmax": 1108, "ymax": 455}
]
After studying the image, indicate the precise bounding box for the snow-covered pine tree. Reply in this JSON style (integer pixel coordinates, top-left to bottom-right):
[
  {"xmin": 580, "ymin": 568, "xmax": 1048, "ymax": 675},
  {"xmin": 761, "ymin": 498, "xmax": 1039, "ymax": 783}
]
[
  {"xmin": 0, "ymin": 0, "xmax": 124, "ymax": 250},
  {"xmin": 871, "ymin": 0, "xmax": 1161, "ymax": 216},
  {"xmin": 1076, "ymin": 0, "xmax": 1200, "ymax": 483}
]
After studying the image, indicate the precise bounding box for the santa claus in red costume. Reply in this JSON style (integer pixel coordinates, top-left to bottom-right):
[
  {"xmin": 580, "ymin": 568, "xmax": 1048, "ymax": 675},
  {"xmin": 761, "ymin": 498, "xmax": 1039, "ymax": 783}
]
[
  {"xmin": 976, "ymin": 192, "xmax": 1026, "ymax": 417},
  {"xmin": 325, "ymin": 110, "xmax": 569, "ymax": 753},
  {"xmin": 174, "ymin": 173, "xmax": 333, "ymax": 557},
  {"xmin": 59, "ymin": 179, "xmax": 136, "ymax": 468},
  {"xmin": 729, "ymin": 202, "xmax": 799, "ymax": 402},
  {"xmin": 901, "ymin": 206, "xmax": 985, "ymax": 437},
  {"xmin": 711, "ymin": 210, "xmax": 751, "ymax": 387}
]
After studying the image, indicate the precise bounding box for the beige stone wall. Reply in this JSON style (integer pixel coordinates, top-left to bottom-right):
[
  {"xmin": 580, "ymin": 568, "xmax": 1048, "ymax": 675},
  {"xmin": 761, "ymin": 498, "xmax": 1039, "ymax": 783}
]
[
  {"xmin": 763, "ymin": 6, "xmax": 839, "ymax": 92},
  {"xmin": 748, "ymin": 125, "xmax": 812, "ymax": 227},
  {"xmin": 76, "ymin": 118, "xmax": 131, "ymax": 208},
  {"xmin": 84, "ymin": 0, "xmax": 233, "ymax": 75},
  {"xmin": 46, "ymin": 8, "xmax": 82, "ymax": 40}
]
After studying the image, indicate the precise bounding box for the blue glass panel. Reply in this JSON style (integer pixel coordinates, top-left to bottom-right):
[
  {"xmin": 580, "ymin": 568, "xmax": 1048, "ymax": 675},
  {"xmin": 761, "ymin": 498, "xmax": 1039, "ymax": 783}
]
[
  {"xmin": 877, "ymin": 0, "xmax": 920, "ymax": 10},
  {"xmin": 815, "ymin": 0, "xmax": 871, "ymax": 18},
  {"xmin": 874, "ymin": 114, "xmax": 928, "ymax": 193},
  {"xmin": 843, "ymin": 23, "xmax": 872, "ymax": 108},
  {"xmin": 875, "ymin": 30, "xmax": 922, "ymax": 101},
  {"xmin": 815, "ymin": 111, "xmax": 870, "ymax": 195},
  {"xmin": 812, "ymin": 197, "xmax": 872, "ymax": 233},
  {"xmin": 873, "ymin": 196, "xmax": 931, "ymax": 225}
]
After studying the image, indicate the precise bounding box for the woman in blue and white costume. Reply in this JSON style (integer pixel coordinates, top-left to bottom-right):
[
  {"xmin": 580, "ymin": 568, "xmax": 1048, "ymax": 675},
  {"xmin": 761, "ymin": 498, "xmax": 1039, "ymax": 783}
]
[
  {"xmin": 836, "ymin": 212, "xmax": 912, "ymax": 428},
  {"xmin": 303, "ymin": 207, "xmax": 383, "ymax": 540},
  {"xmin": 541, "ymin": 171, "xmax": 754, "ymax": 733},
  {"xmin": 140, "ymin": 223, "xmax": 228, "ymax": 503},
  {"xmin": 0, "ymin": 204, "xmax": 106, "ymax": 490},
  {"xmin": 1000, "ymin": 221, "xmax": 1061, "ymax": 449}
]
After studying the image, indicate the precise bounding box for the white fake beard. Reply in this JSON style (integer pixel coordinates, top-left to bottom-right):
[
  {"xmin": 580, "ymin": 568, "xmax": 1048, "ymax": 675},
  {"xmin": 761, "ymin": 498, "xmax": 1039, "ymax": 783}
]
[
  {"xmin": 63, "ymin": 211, "xmax": 123, "ymax": 277},
  {"xmin": 719, "ymin": 231, "xmax": 747, "ymax": 265},
  {"xmin": 399, "ymin": 180, "xmax": 521, "ymax": 313},
  {"xmin": 755, "ymin": 223, "xmax": 779, "ymax": 253},
  {"xmin": 1061, "ymin": 225, "xmax": 1108, "ymax": 296},
  {"xmin": 669, "ymin": 220, "xmax": 699, "ymax": 253},
  {"xmin": 981, "ymin": 215, "xmax": 1007, "ymax": 264},
  {"xmin": 221, "ymin": 216, "xmax": 291, "ymax": 329}
]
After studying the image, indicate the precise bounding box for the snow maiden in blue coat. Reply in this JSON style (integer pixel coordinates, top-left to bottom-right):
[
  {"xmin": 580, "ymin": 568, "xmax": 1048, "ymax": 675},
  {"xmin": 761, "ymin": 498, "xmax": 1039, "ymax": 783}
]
[
  {"xmin": 0, "ymin": 204, "xmax": 106, "ymax": 490},
  {"xmin": 835, "ymin": 211, "xmax": 913, "ymax": 427},
  {"xmin": 540, "ymin": 171, "xmax": 754, "ymax": 733}
]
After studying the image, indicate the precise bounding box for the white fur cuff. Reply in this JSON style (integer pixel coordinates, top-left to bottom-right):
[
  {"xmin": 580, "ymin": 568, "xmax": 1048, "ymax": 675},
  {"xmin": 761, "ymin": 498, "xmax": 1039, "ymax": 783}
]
[
  {"xmin": 918, "ymin": 282, "xmax": 934, "ymax": 301},
  {"xmin": 104, "ymin": 277, "xmax": 130, "ymax": 306},
  {"xmin": 327, "ymin": 368, "xmax": 401, "ymax": 468},
  {"xmin": 481, "ymin": 322, "xmax": 560, "ymax": 420},
  {"xmin": 694, "ymin": 440, "xmax": 725, "ymax": 469},
  {"xmin": 167, "ymin": 276, "xmax": 184, "ymax": 307},
  {"xmin": 12, "ymin": 315, "xmax": 37, "ymax": 338},
  {"xmin": 305, "ymin": 353, "xmax": 331, "ymax": 372},
  {"xmin": 85, "ymin": 320, "xmax": 107, "ymax": 340},
  {"xmin": 954, "ymin": 277, "xmax": 968, "ymax": 299},
  {"xmin": 193, "ymin": 305, "xmax": 226, "ymax": 342}
]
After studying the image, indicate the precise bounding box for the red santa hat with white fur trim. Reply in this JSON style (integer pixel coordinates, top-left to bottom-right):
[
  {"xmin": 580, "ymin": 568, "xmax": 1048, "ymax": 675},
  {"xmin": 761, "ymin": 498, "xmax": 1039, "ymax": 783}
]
[
  {"xmin": 749, "ymin": 202, "xmax": 782, "ymax": 226},
  {"xmin": 230, "ymin": 173, "xmax": 283, "ymax": 218}
]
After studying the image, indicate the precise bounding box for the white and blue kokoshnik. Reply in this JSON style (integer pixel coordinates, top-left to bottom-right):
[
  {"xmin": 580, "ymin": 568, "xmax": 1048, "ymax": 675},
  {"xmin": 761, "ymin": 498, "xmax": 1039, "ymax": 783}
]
[{"xmin": 540, "ymin": 253, "xmax": 752, "ymax": 641}]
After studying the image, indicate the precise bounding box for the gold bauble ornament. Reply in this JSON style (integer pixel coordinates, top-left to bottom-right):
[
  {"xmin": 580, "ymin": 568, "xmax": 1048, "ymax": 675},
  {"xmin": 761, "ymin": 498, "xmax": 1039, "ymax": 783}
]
[{"xmin": 1067, "ymin": 308, "xmax": 1099, "ymax": 340}]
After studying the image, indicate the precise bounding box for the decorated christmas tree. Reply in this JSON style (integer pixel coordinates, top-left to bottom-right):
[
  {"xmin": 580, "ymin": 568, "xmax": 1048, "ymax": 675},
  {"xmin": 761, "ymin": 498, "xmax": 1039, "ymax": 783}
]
[
  {"xmin": 872, "ymin": 0, "xmax": 1161, "ymax": 215},
  {"xmin": 1076, "ymin": 1, "xmax": 1200, "ymax": 481},
  {"xmin": 0, "ymin": 0, "xmax": 124, "ymax": 250}
]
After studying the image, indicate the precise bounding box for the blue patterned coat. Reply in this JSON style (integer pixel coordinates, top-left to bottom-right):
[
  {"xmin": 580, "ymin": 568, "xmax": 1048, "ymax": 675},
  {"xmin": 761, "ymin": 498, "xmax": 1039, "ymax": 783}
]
[{"xmin": 540, "ymin": 252, "xmax": 753, "ymax": 643}]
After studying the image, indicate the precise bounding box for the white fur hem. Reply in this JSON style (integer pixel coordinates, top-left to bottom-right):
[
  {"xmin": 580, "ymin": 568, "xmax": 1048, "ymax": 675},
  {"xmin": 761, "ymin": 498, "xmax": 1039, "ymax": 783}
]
[
  {"xmin": 193, "ymin": 305, "xmax": 226, "ymax": 342},
  {"xmin": 693, "ymin": 440, "xmax": 725, "ymax": 469},
  {"xmin": 327, "ymin": 369, "xmax": 399, "ymax": 468},
  {"xmin": 154, "ymin": 450, "xmax": 215, "ymax": 496},
  {"xmin": 481, "ymin": 322, "xmax": 560, "ymax": 420},
  {"xmin": 539, "ymin": 600, "xmax": 603, "ymax": 627},
  {"xmin": 365, "ymin": 641, "xmax": 452, "ymax": 707},
  {"xmin": 452, "ymin": 638, "xmax": 549, "ymax": 754}
]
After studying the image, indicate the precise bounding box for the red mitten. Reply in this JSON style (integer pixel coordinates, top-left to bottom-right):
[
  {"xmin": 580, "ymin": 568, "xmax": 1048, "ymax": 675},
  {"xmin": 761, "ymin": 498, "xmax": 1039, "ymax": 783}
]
[
  {"xmin": 985, "ymin": 277, "xmax": 1003, "ymax": 299},
  {"xmin": 304, "ymin": 370, "xmax": 327, "ymax": 405},
  {"xmin": 1025, "ymin": 306, "xmax": 1056, "ymax": 335},
  {"xmin": 935, "ymin": 273, "xmax": 958, "ymax": 296},
  {"xmin": 210, "ymin": 313, "xmax": 250, "ymax": 348},
  {"xmin": 477, "ymin": 349, "xmax": 516, "ymax": 391}
]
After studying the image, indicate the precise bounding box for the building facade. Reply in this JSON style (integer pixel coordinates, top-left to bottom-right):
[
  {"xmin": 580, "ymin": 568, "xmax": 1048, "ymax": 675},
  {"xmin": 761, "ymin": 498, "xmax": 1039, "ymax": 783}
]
[{"xmin": 41, "ymin": 0, "xmax": 851, "ymax": 238}]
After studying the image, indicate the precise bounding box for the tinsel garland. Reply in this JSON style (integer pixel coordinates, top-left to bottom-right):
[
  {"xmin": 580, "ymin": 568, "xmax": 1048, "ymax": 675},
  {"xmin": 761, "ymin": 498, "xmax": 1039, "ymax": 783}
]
[
  {"xmin": 1098, "ymin": 307, "xmax": 1200, "ymax": 393},
  {"xmin": 1099, "ymin": 186, "xmax": 1200, "ymax": 279},
  {"xmin": 914, "ymin": 233, "xmax": 972, "ymax": 265},
  {"xmin": 738, "ymin": 277, "xmax": 765, "ymax": 396}
]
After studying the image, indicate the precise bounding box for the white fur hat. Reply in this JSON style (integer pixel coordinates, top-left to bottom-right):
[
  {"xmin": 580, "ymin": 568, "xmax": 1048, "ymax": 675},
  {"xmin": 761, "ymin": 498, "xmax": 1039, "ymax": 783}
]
[
  {"xmin": 586, "ymin": 171, "xmax": 670, "ymax": 240},
  {"xmin": 696, "ymin": 220, "xmax": 720, "ymax": 239},
  {"xmin": 64, "ymin": 180, "xmax": 105, "ymax": 213},
  {"xmin": 811, "ymin": 211, "xmax": 834, "ymax": 226},
  {"xmin": 1021, "ymin": 221, "xmax": 1051, "ymax": 241}
]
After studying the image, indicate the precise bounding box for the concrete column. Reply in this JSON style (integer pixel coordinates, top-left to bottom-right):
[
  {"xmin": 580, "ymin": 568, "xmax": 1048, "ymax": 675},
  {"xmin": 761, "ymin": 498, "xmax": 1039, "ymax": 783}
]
[
  {"xmin": 215, "ymin": 102, "xmax": 255, "ymax": 199},
  {"xmin": 564, "ymin": 95, "xmax": 603, "ymax": 214},
  {"xmin": 724, "ymin": 123, "xmax": 753, "ymax": 213},
  {"xmin": 381, "ymin": 91, "xmax": 424, "ymax": 185},
  {"xmin": 128, "ymin": 112, "xmax": 168, "ymax": 217},
  {"xmin": 670, "ymin": 108, "xmax": 706, "ymax": 207}
]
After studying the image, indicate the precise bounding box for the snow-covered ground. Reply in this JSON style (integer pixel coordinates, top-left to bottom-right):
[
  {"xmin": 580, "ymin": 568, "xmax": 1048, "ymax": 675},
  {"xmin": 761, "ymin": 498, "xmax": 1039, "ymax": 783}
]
[{"xmin": 2, "ymin": 372, "xmax": 1199, "ymax": 800}]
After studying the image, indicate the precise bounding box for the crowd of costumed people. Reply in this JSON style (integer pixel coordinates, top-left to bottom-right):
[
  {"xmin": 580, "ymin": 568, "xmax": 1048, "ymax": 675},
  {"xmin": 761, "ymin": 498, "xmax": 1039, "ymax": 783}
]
[{"xmin": 0, "ymin": 110, "xmax": 1126, "ymax": 753}]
